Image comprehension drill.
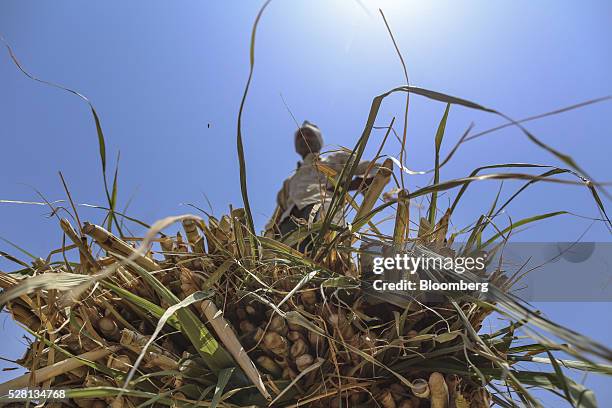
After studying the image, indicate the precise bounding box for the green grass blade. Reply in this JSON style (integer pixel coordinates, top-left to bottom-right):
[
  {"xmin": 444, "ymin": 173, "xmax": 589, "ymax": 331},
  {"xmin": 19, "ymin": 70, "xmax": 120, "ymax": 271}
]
[
  {"xmin": 352, "ymin": 171, "xmax": 587, "ymax": 234},
  {"xmin": 315, "ymin": 95, "xmax": 385, "ymax": 246},
  {"xmin": 0, "ymin": 236, "xmax": 37, "ymax": 260},
  {"xmin": 514, "ymin": 371, "xmax": 597, "ymax": 408},
  {"xmin": 202, "ymin": 259, "xmax": 234, "ymax": 290},
  {"xmin": 80, "ymin": 203, "xmax": 152, "ymax": 229},
  {"xmin": 0, "ymin": 250, "xmax": 31, "ymax": 269},
  {"xmin": 1, "ymin": 37, "xmax": 123, "ymax": 235},
  {"xmin": 211, "ymin": 367, "xmax": 234, "ymax": 408},
  {"xmin": 235, "ymin": 0, "xmax": 272, "ymax": 255},
  {"xmin": 361, "ymin": 84, "xmax": 599, "ymax": 183},
  {"xmin": 107, "ymin": 152, "xmax": 121, "ymax": 233},
  {"xmin": 509, "ymin": 355, "xmax": 612, "ymax": 375},
  {"xmin": 546, "ymin": 349, "xmax": 576, "ymax": 407},
  {"xmin": 65, "ymin": 387, "xmax": 171, "ymax": 403},
  {"xmin": 121, "ymin": 291, "xmax": 214, "ymax": 389},
  {"xmin": 481, "ymin": 211, "xmax": 567, "ymax": 248},
  {"xmin": 100, "ymin": 281, "xmax": 181, "ymax": 330},
  {"xmin": 379, "ymin": 9, "xmax": 410, "ymax": 189},
  {"xmin": 428, "ymin": 103, "xmax": 451, "ymax": 226},
  {"xmin": 120, "ymin": 258, "xmax": 233, "ymax": 371}
]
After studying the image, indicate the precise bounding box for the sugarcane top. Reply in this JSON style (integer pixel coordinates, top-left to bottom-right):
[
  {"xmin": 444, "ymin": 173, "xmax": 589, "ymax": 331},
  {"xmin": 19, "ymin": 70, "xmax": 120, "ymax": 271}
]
[{"xmin": 268, "ymin": 121, "xmax": 377, "ymax": 229}]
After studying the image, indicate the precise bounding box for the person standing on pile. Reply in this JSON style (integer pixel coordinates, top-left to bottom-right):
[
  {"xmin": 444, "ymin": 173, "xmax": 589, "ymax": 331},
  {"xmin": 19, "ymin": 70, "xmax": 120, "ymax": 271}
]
[{"xmin": 265, "ymin": 121, "xmax": 376, "ymax": 247}]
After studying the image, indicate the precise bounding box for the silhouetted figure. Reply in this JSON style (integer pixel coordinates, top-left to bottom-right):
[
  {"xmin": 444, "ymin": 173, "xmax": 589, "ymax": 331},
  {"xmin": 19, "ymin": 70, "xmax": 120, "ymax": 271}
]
[{"xmin": 265, "ymin": 121, "xmax": 376, "ymax": 250}]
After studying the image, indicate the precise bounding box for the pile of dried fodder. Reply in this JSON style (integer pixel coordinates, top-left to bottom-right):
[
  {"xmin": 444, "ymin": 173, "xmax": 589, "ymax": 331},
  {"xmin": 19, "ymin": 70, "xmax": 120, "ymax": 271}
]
[
  {"xmin": 1, "ymin": 130, "xmax": 612, "ymax": 408},
  {"xmin": 1, "ymin": 6, "xmax": 612, "ymax": 406}
]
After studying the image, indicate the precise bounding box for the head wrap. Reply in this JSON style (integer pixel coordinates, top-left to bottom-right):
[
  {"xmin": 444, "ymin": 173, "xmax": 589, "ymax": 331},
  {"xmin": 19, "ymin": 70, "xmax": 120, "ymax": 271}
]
[{"xmin": 296, "ymin": 120, "xmax": 323, "ymax": 148}]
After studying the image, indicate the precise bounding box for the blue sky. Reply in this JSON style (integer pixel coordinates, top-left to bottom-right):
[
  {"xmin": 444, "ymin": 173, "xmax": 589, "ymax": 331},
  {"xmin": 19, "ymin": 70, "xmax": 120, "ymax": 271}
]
[{"xmin": 1, "ymin": 0, "xmax": 611, "ymax": 405}]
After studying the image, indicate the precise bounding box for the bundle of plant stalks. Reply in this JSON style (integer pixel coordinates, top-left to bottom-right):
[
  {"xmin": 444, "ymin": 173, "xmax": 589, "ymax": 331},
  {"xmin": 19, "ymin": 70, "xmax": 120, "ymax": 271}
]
[
  {"xmin": 2, "ymin": 5, "xmax": 612, "ymax": 406},
  {"xmin": 1, "ymin": 151, "xmax": 612, "ymax": 408}
]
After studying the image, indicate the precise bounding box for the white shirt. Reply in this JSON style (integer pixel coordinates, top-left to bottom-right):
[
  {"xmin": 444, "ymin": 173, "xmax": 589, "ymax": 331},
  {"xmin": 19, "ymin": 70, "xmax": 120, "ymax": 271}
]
[{"xmin": 275, "ymin": 151, "xmax": 374, "ymax": 224}]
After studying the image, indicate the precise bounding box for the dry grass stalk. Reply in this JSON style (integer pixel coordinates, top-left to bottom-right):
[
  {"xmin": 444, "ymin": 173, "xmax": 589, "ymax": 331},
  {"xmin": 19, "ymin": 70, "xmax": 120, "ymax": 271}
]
[{"xmin": 0, "ymin": 347, "xmax": 117, "ymax": 396}]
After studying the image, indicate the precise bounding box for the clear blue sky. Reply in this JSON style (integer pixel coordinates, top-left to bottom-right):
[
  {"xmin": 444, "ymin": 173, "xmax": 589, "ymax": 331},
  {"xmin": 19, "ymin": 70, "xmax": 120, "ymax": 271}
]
[{"xmin": 1, "ymin": 0, "xmax": 611, "ymax": 405}]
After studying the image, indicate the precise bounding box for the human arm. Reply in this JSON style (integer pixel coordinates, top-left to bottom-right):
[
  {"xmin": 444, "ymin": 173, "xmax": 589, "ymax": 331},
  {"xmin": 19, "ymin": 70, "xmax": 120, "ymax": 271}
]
[{"xmin": 325, "ymin": 151, "xmax": 378, "ymax": 192}]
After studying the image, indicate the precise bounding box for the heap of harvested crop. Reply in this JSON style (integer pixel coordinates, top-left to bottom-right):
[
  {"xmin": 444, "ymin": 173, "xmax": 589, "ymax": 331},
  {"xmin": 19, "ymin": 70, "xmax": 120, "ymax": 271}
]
[
  {"xmin": 1, "ymin": 7, "xmax": 611, "ymax": 404},
  {"xmin": 1, "ymin": 139, "xmax": 611, "ymax": 408},
  {"xmin": 0, "ymin": 201, "xmax": 500, "ymax": 407}
]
